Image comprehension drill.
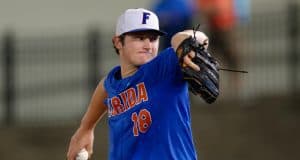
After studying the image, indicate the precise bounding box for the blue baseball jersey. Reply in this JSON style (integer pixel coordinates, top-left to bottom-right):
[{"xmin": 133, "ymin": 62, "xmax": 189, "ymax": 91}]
[{"xmin": 104, "ymin": 48, "xmax": 197, "ymax": 160}]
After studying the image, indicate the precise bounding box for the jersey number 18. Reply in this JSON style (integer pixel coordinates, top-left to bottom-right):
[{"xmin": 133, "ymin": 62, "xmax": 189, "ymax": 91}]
[{"xmin": 131, "ymin": 109, "xmax": 152, "ymax": 136}]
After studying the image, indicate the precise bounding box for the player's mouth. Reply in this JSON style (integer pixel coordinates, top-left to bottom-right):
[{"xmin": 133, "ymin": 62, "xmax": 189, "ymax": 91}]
[{"xmin": 138, "ymin": 51, "xmax": 152, "ymax": 55}]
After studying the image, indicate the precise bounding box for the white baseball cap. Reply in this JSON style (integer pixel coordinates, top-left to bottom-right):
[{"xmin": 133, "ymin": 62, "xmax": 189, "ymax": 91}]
[{"xmin": 115, "ymin": 8, "xmax": 166, "ymax": 36}]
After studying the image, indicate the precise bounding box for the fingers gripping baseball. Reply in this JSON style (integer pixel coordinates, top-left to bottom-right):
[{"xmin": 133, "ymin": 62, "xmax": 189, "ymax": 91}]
[{"xmin": 67, "ymin": 129, "xmax": 94, "ymax": 160}]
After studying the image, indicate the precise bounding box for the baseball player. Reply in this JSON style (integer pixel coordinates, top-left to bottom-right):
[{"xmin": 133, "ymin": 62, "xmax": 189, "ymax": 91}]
[{"xmin": 67, "ymin": 8, "xmax": 219, "ymax": 160}]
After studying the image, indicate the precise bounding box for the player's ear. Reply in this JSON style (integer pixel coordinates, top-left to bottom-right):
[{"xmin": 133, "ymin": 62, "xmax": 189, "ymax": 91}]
[{"xmin": 112, "ymin": 36, "xmax": 123, "ymax": 50}]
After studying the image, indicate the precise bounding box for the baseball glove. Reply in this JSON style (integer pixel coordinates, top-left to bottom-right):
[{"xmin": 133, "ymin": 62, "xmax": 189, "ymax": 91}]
[{"xmin": 176, "ymin": 35, "xmax": 219, "ymax": 104}]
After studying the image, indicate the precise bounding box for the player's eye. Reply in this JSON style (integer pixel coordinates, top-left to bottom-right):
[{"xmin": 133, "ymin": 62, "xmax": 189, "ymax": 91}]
[
  {"xmin": 139, "ymin": 36, "xmax": 146, "ymax": 41},
  {"xmin": 149, "ymin": 35, "xmax": 159, "ymax": 42},
  {"xmin": 132, "ymin": 35, "xmax": 158, "ymax": 42},
  {"xmin": 133, "ymin": 35, "xmax": 145, "ymax": 41}
]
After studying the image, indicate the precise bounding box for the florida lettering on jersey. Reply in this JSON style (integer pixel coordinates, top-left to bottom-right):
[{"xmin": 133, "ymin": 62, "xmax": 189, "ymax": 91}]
[{"xmin": 107, "ymin": 82, "xmax": 149, "ymax": 117}]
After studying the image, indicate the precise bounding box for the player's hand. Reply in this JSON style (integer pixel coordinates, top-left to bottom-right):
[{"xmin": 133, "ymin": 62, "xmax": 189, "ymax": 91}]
[
  {"xmin": 67, "ymin": 127, "xmax": 94, "ymax": 160},
  {"xmin": 171, "ymin": 30, "xmax": 209, "ymax": 72},
  {"xmin": 182, "ymin": 51, "xmax": 200, "ymax": 71}
]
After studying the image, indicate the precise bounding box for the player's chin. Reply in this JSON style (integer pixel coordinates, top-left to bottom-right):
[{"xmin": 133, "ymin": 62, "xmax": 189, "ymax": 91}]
[
  {"xmin": 135, "ymin": 60, "xmax": 151, "ymax": 66},
  {"xmin": 136, "ymin": 55, "xmax": 155, "ymax": 64}
]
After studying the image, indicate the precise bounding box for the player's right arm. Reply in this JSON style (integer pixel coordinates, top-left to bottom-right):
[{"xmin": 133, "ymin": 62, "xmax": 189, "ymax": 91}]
[{"xmin": 67, "ymin": 78, "xmax": 108, "ymax": 160}]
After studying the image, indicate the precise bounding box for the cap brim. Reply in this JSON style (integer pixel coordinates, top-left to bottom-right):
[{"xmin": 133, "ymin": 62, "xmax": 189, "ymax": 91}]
[{"xmin": 123, "ymin": 28, "xmax": 167, "ymax": 36}]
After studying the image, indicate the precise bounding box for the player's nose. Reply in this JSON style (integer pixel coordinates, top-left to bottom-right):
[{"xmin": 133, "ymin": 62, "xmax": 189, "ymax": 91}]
[{"xmin": 143, "ymin": 38, "xmax": 151, "ymax": 49}]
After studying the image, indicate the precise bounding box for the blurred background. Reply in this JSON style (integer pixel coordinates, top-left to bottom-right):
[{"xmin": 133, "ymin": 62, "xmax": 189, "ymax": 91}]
[{"xmin": 0, "ymin": 0, "xmax": 299, "ymax": 159}]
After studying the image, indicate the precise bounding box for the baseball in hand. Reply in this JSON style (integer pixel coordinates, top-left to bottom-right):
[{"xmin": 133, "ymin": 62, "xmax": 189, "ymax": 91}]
[{"xmin": 76, "ymin": 148, "xmax": 89, "ymax": 160}]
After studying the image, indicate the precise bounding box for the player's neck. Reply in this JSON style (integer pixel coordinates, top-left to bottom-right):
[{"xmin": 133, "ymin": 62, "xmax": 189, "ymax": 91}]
[{"xmin": 120, "ymin": 64, "xmax": 138, "ymax": 79}]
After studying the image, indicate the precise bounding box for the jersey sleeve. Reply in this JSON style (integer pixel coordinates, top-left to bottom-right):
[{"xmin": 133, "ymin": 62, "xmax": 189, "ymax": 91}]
[{"xmin": 142, "ymin": 47, "xmax": 183, "ymax": 83}]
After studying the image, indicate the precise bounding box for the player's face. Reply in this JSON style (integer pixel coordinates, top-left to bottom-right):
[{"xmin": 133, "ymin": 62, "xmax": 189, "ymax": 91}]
[{"xmin": 118, "ymin": 31, "xmax": 160, "ymax": 66}]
